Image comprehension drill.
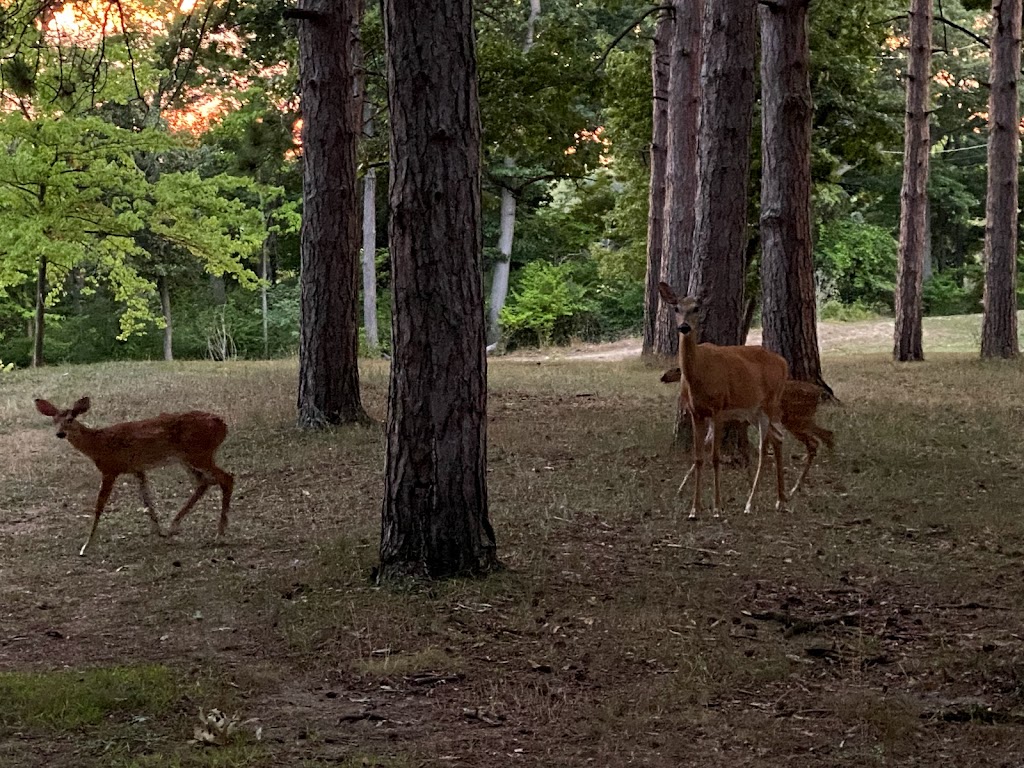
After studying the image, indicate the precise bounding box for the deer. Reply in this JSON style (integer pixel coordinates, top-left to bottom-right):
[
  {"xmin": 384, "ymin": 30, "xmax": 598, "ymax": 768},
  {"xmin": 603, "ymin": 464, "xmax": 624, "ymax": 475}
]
[
  {"xmin": 34, "ymin": 397, "xmax": 234, "ymax": 556},
  {"xmin": 661, "ymin": 368, "xmax": 835, "ymax": 496},
  {"xmin": 657, "ymin": 282, "xmax": 789, "ymax": 519}
]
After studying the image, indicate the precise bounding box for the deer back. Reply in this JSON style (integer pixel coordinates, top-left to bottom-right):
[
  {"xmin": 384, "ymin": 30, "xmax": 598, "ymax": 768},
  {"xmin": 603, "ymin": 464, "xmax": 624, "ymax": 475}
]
[
  {"xmin": 685, "ymin": 344, "xmax": 788, "ymax": 418},
  {"xmin": 74, "ymin": 412, "xmax": 228, "ymax": 474}
]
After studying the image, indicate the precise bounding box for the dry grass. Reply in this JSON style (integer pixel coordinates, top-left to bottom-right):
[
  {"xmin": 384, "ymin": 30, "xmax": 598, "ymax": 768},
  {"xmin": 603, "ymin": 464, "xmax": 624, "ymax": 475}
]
[{"xmin": 3, "ymin": 320, "xmax": 1024, "ymax": 766}]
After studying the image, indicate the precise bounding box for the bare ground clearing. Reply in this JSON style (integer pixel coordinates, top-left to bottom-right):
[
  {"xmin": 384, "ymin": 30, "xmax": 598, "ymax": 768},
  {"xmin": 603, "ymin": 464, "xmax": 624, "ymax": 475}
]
[{"xmin": 2, "ymin": 330, "xmax": 1024, "ymax": 766}]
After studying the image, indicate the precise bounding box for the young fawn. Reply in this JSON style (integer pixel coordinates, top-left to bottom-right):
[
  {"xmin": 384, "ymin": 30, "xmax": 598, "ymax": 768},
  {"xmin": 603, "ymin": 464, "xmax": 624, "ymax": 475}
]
[
  {"xmin": 35, "ymin": 397, "xmax": 234, "ymax": 556},
  {"xmin": 661, "ymin": 369, "xmax": 834, "ymax": 496}
]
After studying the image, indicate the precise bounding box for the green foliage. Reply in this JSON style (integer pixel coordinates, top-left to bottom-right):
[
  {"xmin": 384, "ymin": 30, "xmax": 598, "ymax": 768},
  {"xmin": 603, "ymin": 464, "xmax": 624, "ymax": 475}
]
[
  {"xmin": 500, "ymin": 260, "xmax": 596, "ymax": 346},
  {"xmin": 815, "ymin": 218, "xmax": 898, "ymax": 312},
  {"xmin": 923, "ymin": 268, "xmax": 984, "ymax": 316}
]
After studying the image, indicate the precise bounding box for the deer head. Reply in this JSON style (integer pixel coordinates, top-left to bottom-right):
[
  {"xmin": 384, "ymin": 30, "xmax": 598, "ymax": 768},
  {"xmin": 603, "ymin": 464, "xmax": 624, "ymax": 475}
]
[
  {"xmin": 35, "ymin": 397, "xmax": 91, "ymax": 439},
  {"xmin": 657, "ymin": 282, "xmax": 700, "ymax": 336}
]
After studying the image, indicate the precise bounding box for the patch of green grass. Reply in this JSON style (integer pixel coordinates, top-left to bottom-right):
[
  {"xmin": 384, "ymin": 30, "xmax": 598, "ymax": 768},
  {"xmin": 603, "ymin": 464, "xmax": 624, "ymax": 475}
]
[{"xmin": 0, "ymin": 665, "xmax": 180, "ymax": 730}]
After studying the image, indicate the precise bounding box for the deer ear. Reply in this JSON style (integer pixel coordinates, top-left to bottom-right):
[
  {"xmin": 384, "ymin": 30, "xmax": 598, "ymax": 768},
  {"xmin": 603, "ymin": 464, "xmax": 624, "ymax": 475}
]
[
  {"xmin": 660, "ymin": 368, "xmax": 682, "ymax": 384},
  {"xmin": 657, "ymin": 282, "xmax": 678, "ymax": 305},
  {"xmin": 71, "ymin": 397, "xmax": 91, "ymax": 416},
  {"xmin": 35, "ymin": 399, "xmax": 58, "ymax": 417}
]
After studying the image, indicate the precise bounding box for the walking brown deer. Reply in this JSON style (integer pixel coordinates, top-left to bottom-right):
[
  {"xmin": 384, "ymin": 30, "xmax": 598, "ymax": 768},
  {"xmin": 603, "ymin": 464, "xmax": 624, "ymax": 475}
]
[
  {"xmin": 34, "ymin": 397, "xmax": 234, "ymax": 556},
  {"xmin": 658, "ymin": 282, "xmax": 789, "ymax": 518},
  {"xmin": 661, "ymin": 369, "xmax": 835, "ymax": 496}
]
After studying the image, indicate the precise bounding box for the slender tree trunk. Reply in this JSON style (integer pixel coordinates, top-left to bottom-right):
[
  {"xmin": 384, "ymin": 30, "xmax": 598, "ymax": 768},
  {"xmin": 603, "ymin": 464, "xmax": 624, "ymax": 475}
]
[
  {"xmin": 295, "ymin": 0, "xmax": 368, "ymax": 427},
  {"xmin": 260, "ymin": 201, "xmax": 278, "ymax": 359},
  {"xmin": 656, "ymin": 0, "xmax": 703, "ymax": 359},
  {"xmin": 379, "ymin": 0, "xmax": 497, "ymax": 580},
  {"xmin": 362, "ymin": 165, "xmax": 380, "ymax": 355},
  {"xmin": 759, "ymin": 0, "xmax": 826, "ymax": 388},
  {"xmin": 487, "ymin": 178, "xmax": 516, "ymax": 346},
  {"xmin": 894, "ymin": 0, "xmax": 932, "ymax": 362},
  {"xmin": 31, "ymin": 256, "xmax": 46, "ymax": 368},
  {"xmin": 982, "ymin": 0, "xmax": 1021, "ymax": 359},
  {"xmin": 158, "ymin": 274, "xmax": 174, "ymax": 361},
  {"xmin": 360, "ymin": 45, "xmax": 380, "ymax": 356},
  {"xmin": 687, "ymin": 0, "xmax": 757, "ymax": 346},
  {"xmin": 486, "ymin": 0, "xmax": 540, "ymax": 347},
  {"xmin": 643, "ymin": 10, "xmax": 671, "ymax": 357},
  {"xmin": 210, "ymin": 275, "xmax": 226, "ymax": 305}
]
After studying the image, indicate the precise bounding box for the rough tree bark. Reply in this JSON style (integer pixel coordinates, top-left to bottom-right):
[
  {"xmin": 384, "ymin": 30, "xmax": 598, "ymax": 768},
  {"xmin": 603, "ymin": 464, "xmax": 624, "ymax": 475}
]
[
  {"xmin": 687, "ymin": 0, "xmax": 757, "ymax": 346},
  {"xmin": 378, "ymin": 0, "xmax": 498, "ymax": 580},
  {"xmin": 759, "ymin": 0, "xmax": 826, "ymax": 388},
  {"xmin": 295, "ymin": 0, "xmax": 368, "ymax": 427},
  {"xmin": 893, "ymin": 0, "xmax": 932, "ymax": 362},
  {"xmin": 981, "ymin": 0, "xmax": 1021, "ymax": 359},
  {"xmin": 655, "ymin": 0, "xmax": 703, "ymax": 359},
  {"xmin": 642, "ymin": 9, "xmax": 671, "ymax": 358}
]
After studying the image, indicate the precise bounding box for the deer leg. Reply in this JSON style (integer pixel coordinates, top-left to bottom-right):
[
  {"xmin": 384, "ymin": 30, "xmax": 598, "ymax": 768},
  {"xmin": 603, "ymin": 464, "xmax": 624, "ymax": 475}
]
[
  {"xmin": 81, "ymin": 475, "xmax": 116, "ymax": 556},
  {"xmin": 789, "ymin": 437, "xmax": 818, "ymax": 497},
  {"xmin": 689, "ymin": 414, "xmax": 708, "ymax": 520},
  {"xmin": 677, "ymin": 423, "xmax": 712, "ymax": 494},
  {"xmin": 134, "ymin": 471, "xmax": 163, "ymax": 536},
  {"xmin": 209, "ymin": 464, "xmax": 234, "ymax": 537},
  {"xmin": 773, "ymin": 433, "xmax": 789, "ymax": 511},
  {"xmin": 167, "ymin": 467, "xmax": 211, "ymax": 537},
  {"xmin": 743, "ymin": 417, "xmax": 770, "ymax": 515},
  {"xmin": 710, "ymin": 418, "xmax": 723, "ymax": 518}
]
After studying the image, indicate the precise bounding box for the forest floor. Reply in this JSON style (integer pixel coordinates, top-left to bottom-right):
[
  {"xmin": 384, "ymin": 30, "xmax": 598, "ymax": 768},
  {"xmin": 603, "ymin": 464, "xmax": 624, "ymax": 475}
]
[{"xmin": 2, "ymin": 314, "xmax": 1024, "ymax": 767}]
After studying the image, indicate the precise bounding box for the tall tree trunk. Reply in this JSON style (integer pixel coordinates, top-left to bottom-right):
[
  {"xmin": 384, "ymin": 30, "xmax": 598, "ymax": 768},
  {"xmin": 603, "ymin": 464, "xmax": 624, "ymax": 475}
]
[
  {"xmin": 487, "ymin": 178, "xmax": 516, "ymax": 345},
  {"xmin": 893, "ymin": 0, "xmax": 932, "ymax": 362},
  {"xmin": 362, "ymin": 99, "xmax": 380, "ymax": 355},
  {"xmin": 486, "ymin": 0, "xmax": 540, "ymax": 347},
  {"xmin": 981, "ymin": 0, "xmax": 1021, "ymax": 359},
  {"xmin": 295, "ymin": 0, "xmax": 368, "ymax": 427},
  {"xmin": 362, "ymin": 167, "xmax": 380, "ymax": 355},
  {"xmin": 642, "ymin": 10, "xmax": 671, "ymax": 357},
  {"xmin": 379, "ymin": 0, "xmax": 497, "ymax": 580},
  {"xmin": 158, "ymin": 274, "xmax": 174, "ymax": 361},
  {"xmin": 31, "ymin": 256, "xmax": 46, "ymax": 368},
  {"xmin": 759, "ymin": 0, "xmax": 825, "ymax": 388},
  {"xmin": 261, "ymin": 235, "xmax": 273, "ymax": 359},
  {"xmin": 687, "ymin": 0, "xmax": 757, "ymax": 346},
  {"xmin": 656, "ymin": 0, "xmax": 703, "ymax": 359},
  {"xmin": 260, "ymin": 201, "xmax": 278, "ymax": 359}
]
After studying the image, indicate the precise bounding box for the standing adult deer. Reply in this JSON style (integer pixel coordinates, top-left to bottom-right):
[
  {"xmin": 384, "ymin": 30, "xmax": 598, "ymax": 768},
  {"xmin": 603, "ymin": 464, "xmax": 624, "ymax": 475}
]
[
  {"xmin": 661, "ymin": 369, "xmax": 834, "ymax": 496},
  {"xmin": 34, "ymin": 397, "xmax": 234, "ymax": 556},
  {"xmin": 657, "ymin": 282, "xmax": 789, "ymax": 518}
]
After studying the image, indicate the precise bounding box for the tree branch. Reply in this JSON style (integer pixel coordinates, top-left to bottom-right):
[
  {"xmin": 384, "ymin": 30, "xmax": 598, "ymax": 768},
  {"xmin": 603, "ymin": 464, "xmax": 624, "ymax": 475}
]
[{"xmin": 594, "ymin": 5, "xmax": 672, "ymax": 72}]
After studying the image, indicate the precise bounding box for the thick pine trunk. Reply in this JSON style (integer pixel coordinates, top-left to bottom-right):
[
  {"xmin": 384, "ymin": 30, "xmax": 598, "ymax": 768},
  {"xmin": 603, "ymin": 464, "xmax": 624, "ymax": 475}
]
[
  {"xmin": 893, "ymin": 0, "xmax": 932, "ymax": 362},
  {"xmin": 981, "ymin": 0, "xmax": 1021, "ymax": 359},
  {"xmin": 158, "ymin": 274, "xmax": 174, "ymax": 361},
  {"xmin": 656, "ymin": 0, "xmax": 703, "ymax": 359},
  {"xmin": 759, "ymin": 0, "xmax": 825, "ymax": 387},
  {"xmin": 31, "ymin": 256, "xmax": 46, "ymax": 368},
  {"xmin": 379, "ymin": 0, "xmax": 497, "ymax": 580},
  {"xmin": 687, "ymin": 0, "xmax": 756, "ymax": 347},
  {"xmin": 295, "ymin": 0, "xmax": 368, "ymax": 427},
  {"xmin": 642, "ymin": 11, "xmax": 671, "ymax": 358}
]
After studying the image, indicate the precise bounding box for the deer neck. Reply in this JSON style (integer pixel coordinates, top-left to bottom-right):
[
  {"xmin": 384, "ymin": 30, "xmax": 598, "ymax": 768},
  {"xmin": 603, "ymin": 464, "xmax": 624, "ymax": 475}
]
[
  {"xmin": 678, "ymin": 329, "xmax": 701, "ymax": 389},
  {"xmin": 65, "ymin": 422, "xmax": 101, "ymax": 460}
]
